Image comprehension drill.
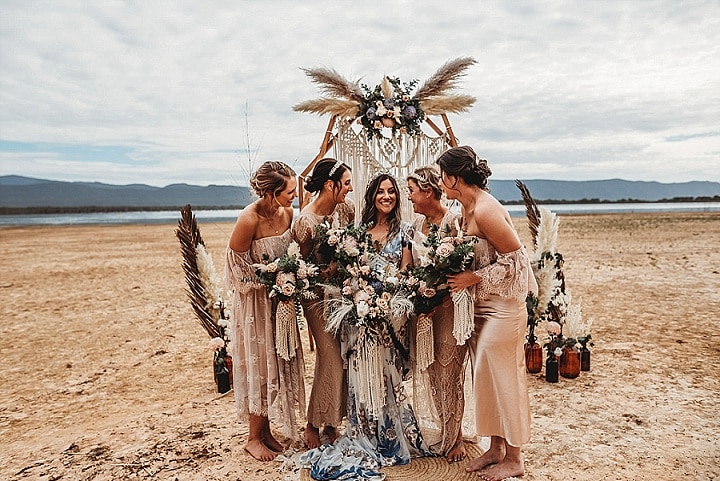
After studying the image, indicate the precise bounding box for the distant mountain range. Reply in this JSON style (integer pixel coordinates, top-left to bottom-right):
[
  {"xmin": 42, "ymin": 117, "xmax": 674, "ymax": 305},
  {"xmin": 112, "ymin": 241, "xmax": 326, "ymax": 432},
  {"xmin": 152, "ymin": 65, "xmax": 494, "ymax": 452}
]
[{"xmin": 0, "ymin": 175, "xmax": 718, "ymax": 210}]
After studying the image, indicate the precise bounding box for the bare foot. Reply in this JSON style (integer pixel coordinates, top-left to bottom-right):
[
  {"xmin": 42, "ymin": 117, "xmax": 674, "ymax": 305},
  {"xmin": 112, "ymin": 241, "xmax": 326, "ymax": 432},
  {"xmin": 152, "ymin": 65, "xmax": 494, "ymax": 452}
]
[
  {"xmin": 244, "ymin": 439, "xmax": 278, "ymax": 462},
  {"xmin": 262, "ymin": 431, "xmax": 285, "ymax": 453},
  {"xmin": 465, "ymin": 448, "xmax": 504, "ymax": 472},
  {"xmin": 446, "ymin": 438, "xmax": 467, "ymax": 463},
  {"xmin": 322, "ymin": 425, "xmax": 340, "ymax": 445},
  {"xmin": 304, "ymin": 423, "xmax": 321, "ymax": 449},
  {"xmin": 477, "ymin": 457, "xmax": 525, "ymax": 480},
  {"xmin": 261, "ymin": 421, "xmax": 284, "ymax": 453}
]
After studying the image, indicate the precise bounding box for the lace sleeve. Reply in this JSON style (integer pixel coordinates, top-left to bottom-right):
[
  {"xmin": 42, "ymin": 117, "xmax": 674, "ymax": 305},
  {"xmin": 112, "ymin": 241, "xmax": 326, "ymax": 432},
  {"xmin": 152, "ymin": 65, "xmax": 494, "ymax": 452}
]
[
  {"xmin": 473, "ymin": 247, "xmax": 536, "ymax": 302},
  {"xmin": 225, "ymin": 247, "xmax": 263, "ymax": 294},
  {"xmin": 291, "ymin": 214, "xmax": 314, "ymax": 245}
]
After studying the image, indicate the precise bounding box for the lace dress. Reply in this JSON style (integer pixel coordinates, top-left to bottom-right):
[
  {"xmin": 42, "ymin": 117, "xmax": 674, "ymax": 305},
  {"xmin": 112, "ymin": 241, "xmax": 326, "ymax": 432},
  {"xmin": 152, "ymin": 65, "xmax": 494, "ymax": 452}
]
[
  {"xmin": 225, "ymin": 230, "xmax": 306, "ymax": 440},
  {"xmin": 468, "ymin": 236, "xmax": 537, "ymax": 447},
  {"xmin": 342, "ymin": 222, "xmax": 433, "ymax": 466},
  {"xmin": 290, "ymin": 200, "xmax": 354, "ymax": 428},
  {"xmin": 410, "ymin": 211, "xmax": 471, "ymax": 455}
]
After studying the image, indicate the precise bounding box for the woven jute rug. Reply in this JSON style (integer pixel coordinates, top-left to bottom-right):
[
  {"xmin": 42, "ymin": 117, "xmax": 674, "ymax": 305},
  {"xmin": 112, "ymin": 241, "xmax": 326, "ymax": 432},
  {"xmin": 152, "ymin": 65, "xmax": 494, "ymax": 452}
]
[{"xmin": 300, "ymin": 441, "xmax": 485, "ymax": 481}]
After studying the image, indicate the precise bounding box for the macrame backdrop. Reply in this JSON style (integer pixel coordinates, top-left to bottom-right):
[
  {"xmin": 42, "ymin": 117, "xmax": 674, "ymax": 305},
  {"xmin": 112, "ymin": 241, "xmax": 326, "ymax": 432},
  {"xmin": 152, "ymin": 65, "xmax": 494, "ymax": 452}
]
[{"xmin": 331, "ymin": 122, "xmax": 452, "ymax": 224}]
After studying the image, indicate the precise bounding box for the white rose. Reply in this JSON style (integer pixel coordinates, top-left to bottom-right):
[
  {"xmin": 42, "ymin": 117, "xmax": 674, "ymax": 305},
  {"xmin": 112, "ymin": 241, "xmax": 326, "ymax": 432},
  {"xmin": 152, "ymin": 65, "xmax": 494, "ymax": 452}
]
[
  {"xmin": 266, "ymin": 262, "xmax": 278, "ymax": 273},
  {"xmin": 342, "ymin": 285, "xmax": 353, "ymax": 296},
  {"xmin": 287, "ymin": 242, "xmax": 300, "ymax": 257},
  {"xmin": 297, "ymin": 267, "xmax": 308, "ymax": 279},
  {"xmin": 356, "ymin": 301, "xmax": 370, "ymax": 318},
  {"xmin": 436, "ymin": 243, "xmax": 454, "ymax": 258},
  {"xmin": 554, "ymin": 347, "xmax": 563, "ymax": 357},
  {"xmin": 281, "ymin": 284, "xmax": 295, "ymax": 296},
  {"xmin": 385, "ymin": 276, "xmax": 398, "ymax": 286},
  {"xmin": 360, "ymin": 265, "xmax": 371, "ymax": 275},
  {"xmin": 327, "ymin": 234, "xmax": 339, "ymax": 246}
]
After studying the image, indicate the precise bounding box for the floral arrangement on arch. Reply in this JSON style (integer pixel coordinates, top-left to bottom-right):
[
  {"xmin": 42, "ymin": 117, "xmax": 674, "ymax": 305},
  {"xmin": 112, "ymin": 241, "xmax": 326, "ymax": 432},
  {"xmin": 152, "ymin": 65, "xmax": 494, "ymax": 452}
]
[
  {"xmin": 292, "ymin": 57, "xmax": 477, "ymax": 140},
  {"xmin": 253, "ymin": 241, "xmax": 320, "ymax": 361}
]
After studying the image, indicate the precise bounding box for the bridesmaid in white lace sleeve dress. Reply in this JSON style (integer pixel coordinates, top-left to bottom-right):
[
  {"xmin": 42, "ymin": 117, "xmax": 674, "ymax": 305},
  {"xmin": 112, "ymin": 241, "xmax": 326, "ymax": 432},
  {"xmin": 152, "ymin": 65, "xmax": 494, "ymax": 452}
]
[
  {"xmin": 225, "ymin": 161, "xmax": 306, "ymax": 462},
  {"xmin": 291, "ymin": 158, "xmax": 354, "ymax": 448},
  {"xmin": 437, "ymin": 147, "xmax": 537, "ymax": 481}
]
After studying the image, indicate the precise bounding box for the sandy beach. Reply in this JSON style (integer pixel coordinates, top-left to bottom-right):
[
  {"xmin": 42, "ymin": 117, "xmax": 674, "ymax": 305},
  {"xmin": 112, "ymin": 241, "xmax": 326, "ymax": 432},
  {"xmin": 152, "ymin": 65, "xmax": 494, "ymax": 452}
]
[{"xmin": 1, "ymin": 212, "xmax": 719, "ymax": 481}]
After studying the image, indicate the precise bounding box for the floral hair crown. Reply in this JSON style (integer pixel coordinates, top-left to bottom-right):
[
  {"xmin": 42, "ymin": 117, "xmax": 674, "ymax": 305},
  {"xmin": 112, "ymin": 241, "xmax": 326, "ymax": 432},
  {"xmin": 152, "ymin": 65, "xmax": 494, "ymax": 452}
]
[{"xmin": 328, "ymin": 160, "xmax": 343, "ymax": 178}]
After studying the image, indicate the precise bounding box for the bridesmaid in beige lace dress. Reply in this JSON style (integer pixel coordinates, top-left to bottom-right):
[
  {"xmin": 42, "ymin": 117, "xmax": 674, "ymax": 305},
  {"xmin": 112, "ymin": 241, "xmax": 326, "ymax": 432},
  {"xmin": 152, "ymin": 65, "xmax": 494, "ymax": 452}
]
[
  {"xmin": 291, "ymin": 158, "xmax": 354, "ymax": 448},
  {"xmin": 406, "ymin": 166, "xmax": 468, "ymax": 463},
  {"xmin": 437, "ymin": 147, "xmax": 537, "ymax": 481},
  {"xmin": 225, "ymin": 161, "xmax": 306, "ymax": 461}
]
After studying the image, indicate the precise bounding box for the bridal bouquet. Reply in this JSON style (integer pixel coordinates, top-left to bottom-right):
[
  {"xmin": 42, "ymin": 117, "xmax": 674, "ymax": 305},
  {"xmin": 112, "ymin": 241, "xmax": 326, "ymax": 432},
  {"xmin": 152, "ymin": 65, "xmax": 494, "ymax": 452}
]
[{"xmin": 253, "ymin": 242, "xmax": 320, "ymax": 360}]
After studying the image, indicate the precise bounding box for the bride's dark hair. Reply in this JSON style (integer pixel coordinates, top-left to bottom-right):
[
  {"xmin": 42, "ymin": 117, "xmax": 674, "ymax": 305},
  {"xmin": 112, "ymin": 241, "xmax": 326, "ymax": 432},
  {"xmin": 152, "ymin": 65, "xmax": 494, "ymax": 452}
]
[
  {"xmin": 361, "ymin": 173, "xmax": 401, "ymax": 235},
  {"xmin": 304, "ymin": 158, "xmax": 351, "ymax": 194},
  {"xmin": 435, "ymin": 145, "xmax": 492, "ymax": 191}
]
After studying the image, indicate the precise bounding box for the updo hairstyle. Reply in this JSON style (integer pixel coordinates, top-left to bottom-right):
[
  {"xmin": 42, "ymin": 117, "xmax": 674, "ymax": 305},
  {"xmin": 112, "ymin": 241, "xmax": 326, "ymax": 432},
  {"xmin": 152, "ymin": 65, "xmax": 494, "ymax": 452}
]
[
  {"xmin": 304, "ymin": 158, "xmax": 350, "ymax": 194},
  {"xmin": 407, "ymin": 166, "xmax": 443, "ymax": 200},
  {"xmin": 249, "ymin": 161, "xmax": 297, "ymax": 198},
  {"xmin": 435, "ymin": 145, "xmax": 492, "ymax": 191}
]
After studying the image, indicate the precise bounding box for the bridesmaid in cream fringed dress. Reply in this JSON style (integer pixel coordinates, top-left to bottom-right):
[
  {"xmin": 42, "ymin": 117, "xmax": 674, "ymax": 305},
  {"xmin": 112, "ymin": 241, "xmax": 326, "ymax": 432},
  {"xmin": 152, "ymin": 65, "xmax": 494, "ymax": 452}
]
[
  {"xmin": 438, "ymin": 146, "xmax": 537, "ymax": 481},
  {"xmin": 291, "ymin": 158, "xmax": 354, "ymax": 448},
  {"xmin": 406, "ymin": 166, "xmax": 469, "ymax": 463},
  {"xmin": 225, "ymin": 161, "xmax": 306, "ymax": 462}
]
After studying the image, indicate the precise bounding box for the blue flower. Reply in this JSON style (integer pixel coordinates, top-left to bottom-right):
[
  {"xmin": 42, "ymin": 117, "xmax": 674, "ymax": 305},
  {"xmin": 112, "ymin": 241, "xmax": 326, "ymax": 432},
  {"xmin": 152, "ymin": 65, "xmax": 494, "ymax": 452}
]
[
  {"xmin": 366, "ymin": 107, "xmax": 377, "ymax": 120},
  {"xmin": 383, "ymin": 98, "xmax": 395, "ymax": 110},
  {"xmin": 402, "ymin": 105, "xmax": 417, "ymax": 120}
]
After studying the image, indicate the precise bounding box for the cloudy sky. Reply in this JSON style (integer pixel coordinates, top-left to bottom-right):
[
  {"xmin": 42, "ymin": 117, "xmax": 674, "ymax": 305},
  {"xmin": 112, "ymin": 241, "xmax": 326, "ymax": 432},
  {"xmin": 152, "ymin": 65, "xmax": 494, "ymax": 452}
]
[{"xmin": 1, "ymin": 1, "xmax": 719, "ymax": 187}]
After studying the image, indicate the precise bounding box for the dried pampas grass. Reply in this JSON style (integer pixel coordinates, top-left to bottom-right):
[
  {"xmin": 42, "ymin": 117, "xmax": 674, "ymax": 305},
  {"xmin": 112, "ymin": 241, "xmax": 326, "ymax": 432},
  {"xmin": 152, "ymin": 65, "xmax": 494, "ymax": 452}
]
[
  {"xmin": 420, "ymin": 94, "xmax": 476, "ymax": 115},
  {"xmin": 300, "ymin": 67, "xmax": 364, "ymax": 102},
  {"xmin": 415, "ymin": 57, "xmax": 477, "ymax": 100},
  {"xmin": 292, "ymin": 98, "xmax": 360, "ymax": 118}
]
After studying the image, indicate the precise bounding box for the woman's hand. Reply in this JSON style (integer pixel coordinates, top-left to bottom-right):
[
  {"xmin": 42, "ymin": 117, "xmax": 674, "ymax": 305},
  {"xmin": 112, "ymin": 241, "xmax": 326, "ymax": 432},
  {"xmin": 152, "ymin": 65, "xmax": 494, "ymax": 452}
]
[{"xmin": 446, "ymin": 270, "xmax": 479, "ymax": 293}]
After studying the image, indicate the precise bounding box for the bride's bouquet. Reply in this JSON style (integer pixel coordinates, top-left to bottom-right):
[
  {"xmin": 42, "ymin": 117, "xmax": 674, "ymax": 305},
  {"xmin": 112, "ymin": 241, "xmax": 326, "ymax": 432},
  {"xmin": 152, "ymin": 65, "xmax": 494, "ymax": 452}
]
[{"xmin": 253, "ymin": 242, "xmax": 320, "ymax": 360}]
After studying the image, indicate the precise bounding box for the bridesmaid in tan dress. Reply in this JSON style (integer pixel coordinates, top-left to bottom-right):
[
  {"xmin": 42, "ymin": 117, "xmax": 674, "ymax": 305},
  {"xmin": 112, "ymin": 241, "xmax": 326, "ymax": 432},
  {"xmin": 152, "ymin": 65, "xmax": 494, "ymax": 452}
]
[
  {"xmin": 291, "ymin": 158, "xmax": 354, "ymax": 448},
  {"xmin": 406, "ymin": 166, "xmax": 468, "ymax": 463},
  {"xmin": 437, "ymin": 147, "xmax": 537, "ymax": 481},
  {"xmin": 225, "ymin": 161, "xmax": 306, "ymax": 461}
]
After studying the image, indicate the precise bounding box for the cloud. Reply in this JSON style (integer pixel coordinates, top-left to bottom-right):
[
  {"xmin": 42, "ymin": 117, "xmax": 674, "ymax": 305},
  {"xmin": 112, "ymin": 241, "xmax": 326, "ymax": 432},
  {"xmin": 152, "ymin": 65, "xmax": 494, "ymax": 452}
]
[{"xmin": 1, "ymin": 0, "xmax": 719, "ymax": 186}]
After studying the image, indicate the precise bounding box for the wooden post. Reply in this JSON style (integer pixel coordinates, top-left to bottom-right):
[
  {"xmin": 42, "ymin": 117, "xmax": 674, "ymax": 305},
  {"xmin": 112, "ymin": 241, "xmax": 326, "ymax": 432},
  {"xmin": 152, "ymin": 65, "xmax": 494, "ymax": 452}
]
[{"xmin": 441, "ymin": 114, "xmax": 458, "ymax": 147}]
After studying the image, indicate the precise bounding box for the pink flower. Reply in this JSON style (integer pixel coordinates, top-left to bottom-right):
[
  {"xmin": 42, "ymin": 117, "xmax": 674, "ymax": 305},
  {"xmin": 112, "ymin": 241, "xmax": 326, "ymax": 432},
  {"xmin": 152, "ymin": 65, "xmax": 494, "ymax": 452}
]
[
  {"xmin": 436, "ymin": 243, "xmax": 454, "ymax": 258},
  {"xmin": 546, "ymin": 321, "xmax": 562, "ymax": 335}
]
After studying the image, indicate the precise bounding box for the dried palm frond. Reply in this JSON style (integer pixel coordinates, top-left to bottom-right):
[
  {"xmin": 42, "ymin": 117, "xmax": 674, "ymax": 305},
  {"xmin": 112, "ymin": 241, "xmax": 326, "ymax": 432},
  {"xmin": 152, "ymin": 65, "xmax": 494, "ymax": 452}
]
[
  {"xmin": 415, "ymin": 57, "xmax": 477, "ymax": 100},
  {"xmin": 292, "ymin": 98, "xmax": 360, "ymax": 118},
  {"xmin": 419, "ymin": 94, "xmax": 476, "ymax": 115},
  {"xmin": 516, "ymin": 180, "xmax": 541, "ymax": 246},
  {"xmin": 300, "ymin": 67, "xmax": 364, "ymax": 102},
  {"xmin": 177, "ymin": 204, "xmax": 223, "ymax": 339}
]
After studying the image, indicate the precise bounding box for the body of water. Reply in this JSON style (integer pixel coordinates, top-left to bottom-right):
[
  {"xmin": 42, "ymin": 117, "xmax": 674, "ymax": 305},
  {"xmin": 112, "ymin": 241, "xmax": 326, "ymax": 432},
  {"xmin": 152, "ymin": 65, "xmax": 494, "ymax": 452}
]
[{"xmin": 0, "ymin": 202, "xmax": 718, "ymax": 227}]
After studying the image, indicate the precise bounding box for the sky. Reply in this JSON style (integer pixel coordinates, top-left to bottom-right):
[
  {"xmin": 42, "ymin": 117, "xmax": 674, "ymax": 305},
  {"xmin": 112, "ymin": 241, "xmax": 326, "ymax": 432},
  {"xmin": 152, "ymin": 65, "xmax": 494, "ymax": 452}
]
[{"xmin": 1, "ymin": 0, "xmax": 719, "ymax": 187}]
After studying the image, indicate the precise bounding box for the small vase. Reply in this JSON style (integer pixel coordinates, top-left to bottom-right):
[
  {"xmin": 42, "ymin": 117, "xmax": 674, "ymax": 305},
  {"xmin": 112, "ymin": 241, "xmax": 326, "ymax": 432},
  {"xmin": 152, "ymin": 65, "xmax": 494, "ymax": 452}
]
[
  {"xmin": 545, "ymin": 356, "xmax": 559, "ymax": 383},
  {"xmin": 524, "ymin": 342, "xmax": 543, "ymax": 374},
  {"xmin": 580, "ymin": 347, "xmax": 591, "ymax": 371},
  {"xmin": 559, "ymin": 346, "xmax": 581, "ymax": 379},
  {"xmin": 215, "ymin": 367, "xmax": 231, "ymax": 394}
]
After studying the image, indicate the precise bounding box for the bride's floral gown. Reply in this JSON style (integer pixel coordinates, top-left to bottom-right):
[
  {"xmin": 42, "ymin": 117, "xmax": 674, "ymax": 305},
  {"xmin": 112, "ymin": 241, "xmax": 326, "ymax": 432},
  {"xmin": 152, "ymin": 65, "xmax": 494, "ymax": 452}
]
[{"xmin": 341, "ymin": 222, "xmax": 432, "ymax": 466}]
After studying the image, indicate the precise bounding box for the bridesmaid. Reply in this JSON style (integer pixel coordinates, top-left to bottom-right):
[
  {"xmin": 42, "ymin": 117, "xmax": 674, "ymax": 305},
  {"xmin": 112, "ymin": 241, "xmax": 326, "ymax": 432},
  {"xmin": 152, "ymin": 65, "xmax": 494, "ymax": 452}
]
[
  {"xmin": 406, "ymin": 166, "xmax": 468, "ymax": 463},
  {"xmin": 225, "ymin": 161, "xmax": 306, "ymax": 461},
  {"xmin": 437, "ymin": 146, "xmax": 537, "ymax": 481},
  {"xmin": 291, "ymin": 158, "xmax": 354, "ymax": 448}
]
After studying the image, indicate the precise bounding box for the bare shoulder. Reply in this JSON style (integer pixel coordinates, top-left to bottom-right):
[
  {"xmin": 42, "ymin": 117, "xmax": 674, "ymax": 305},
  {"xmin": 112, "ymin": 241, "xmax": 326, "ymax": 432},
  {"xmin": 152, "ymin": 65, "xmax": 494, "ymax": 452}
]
[{"xmin": 229, "ymin": 204, "xmax": 260, "ymax": 251}]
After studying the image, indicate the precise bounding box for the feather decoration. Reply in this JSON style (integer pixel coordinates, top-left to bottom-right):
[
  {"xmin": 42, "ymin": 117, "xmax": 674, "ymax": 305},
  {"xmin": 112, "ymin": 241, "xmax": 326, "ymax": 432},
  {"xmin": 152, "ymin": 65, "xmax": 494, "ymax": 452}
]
[
  {"xmin": 300, "ymin": 67, "xmax": 364, "ymax": 102},
  {"xmin": 419, "ymin": 94, "xmax": 476, "ymax": 115},
  {"xmin": 415, "ymin": 57, "xmax": 477, "ymax": 100},
  {"xmin": 324, "ymin": 297, "xmax": 354, "ymax": 334},
  {"xmin": 534, "ymin": 207, "xmax": 560, "ymax": 260},
  {"xmin": 292, "ymin": 98, "xmax": 360, "ymax": 118},
  {"xmin": 516, "ymin": 180, "xmax": 541, "ymax": 246},
  {"xmin": 381, "ymin": 76, "xmax": 394, "ymax": 99},
  {"xmin": 176, "ymin": 204, "xmax": 223, "ymax": 339}
]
